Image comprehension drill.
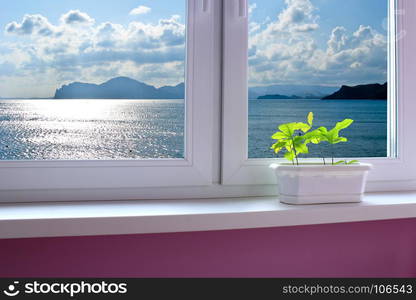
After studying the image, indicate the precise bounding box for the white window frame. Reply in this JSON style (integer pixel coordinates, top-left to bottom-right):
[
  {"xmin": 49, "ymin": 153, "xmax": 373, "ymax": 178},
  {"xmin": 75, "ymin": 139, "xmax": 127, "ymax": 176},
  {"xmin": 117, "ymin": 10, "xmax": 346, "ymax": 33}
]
[
  {"xmin": 222, "ymin": 0, "xmax": 416, "ymax": 192},
  {"xmin": 1, "ymin": 0, "xmax": 415, "ymax": 203},
  {"xmin": 0, "ymin": 0, "xmax": 219, "ymax": 202}
]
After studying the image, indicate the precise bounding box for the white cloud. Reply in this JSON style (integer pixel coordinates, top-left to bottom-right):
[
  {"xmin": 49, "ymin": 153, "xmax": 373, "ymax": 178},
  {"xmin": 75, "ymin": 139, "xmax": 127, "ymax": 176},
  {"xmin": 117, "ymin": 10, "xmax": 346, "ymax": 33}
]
[
  {"xmin": 5, "ymin": 14, "xmax": 57, "ymax": 37},
  {"xmin": 273, "ymin": 0, "xmax": 319, "ymax": 33},
  {"xmin": 0, "ymin": 10, "xmax": 186, "ymax": 97},
  {"xmin": 249, "ymin": 24, "xmax": 387, "ymax": 86},
  {"xmin": 129, "ymin": 5, "xmax": 151, "ymax": 16},
  {"xmin": 60, "ymin": 10, "xmax": 95, "ymax": 25},
  {"xmin": 249, "ymin": 3, "xmax": 257, "ymax": 14},
  {"xmin": 247, "ymin": 0, "xmax": 387, "ymax": 87},
  {"xmin": 0, "ymin": 2, "xmax": 388, "ymax": 98}
]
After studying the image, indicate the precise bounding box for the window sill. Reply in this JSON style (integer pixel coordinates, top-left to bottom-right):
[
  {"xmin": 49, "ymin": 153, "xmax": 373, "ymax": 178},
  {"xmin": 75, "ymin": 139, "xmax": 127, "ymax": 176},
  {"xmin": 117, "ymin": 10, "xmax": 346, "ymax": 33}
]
[{"xmin": 1, "ymin": 191, "xmax": 416, "ymax": 239}]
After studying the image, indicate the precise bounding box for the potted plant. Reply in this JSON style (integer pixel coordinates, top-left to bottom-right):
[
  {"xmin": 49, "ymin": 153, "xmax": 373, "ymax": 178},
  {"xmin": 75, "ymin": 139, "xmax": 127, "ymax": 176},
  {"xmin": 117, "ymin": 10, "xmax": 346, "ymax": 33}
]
[{"xmin": 270, "ymin": 112, "xmax": 372, "ymax": 205}]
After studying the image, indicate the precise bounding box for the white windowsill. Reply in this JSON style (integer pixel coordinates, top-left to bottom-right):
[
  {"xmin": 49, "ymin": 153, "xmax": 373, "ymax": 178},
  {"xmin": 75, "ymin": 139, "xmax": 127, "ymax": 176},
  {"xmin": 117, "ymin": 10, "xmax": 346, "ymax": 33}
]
[{"xmin": 1, "ymin": 191, "xmax": 416, "ymax": 239}]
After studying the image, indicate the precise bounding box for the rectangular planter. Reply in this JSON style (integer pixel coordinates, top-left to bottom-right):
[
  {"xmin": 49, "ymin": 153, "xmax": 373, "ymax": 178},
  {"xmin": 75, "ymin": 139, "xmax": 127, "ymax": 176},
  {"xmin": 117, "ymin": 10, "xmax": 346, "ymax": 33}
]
[{"xmin": 270, "ymin": 163, "xmax": 372, "ymax": 205}]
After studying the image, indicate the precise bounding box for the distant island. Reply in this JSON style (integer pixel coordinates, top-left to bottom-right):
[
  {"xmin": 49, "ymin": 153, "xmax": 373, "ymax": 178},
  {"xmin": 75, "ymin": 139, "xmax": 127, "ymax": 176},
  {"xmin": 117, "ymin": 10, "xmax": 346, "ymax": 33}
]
[
  {"xmin": 257, "ymin": 94, "xmax": 324, "ymax": 100},
  {"xmin": 322, "ymin": 83, "xmax": 387, "ymax": 100},
  {"xmin": 55, "ymin": 77, "xmax": 341, "ymax": 100},
  {"xmin": 250, "ymin": 84, "xmax": 338, "ymax": 100},
  {"xmin": 2, "ymin": 79, "xmax": 338, "ymax": 100},
  {"xmin": 258, "ymin": 94, "xmax": 301, "ymax": 100},
  {"xmin": 0, "ymin": 78, "xmax": 387, "ymax": 101},
  {"xmin": 54, "ymin": 77, "xmax": 185, "ymax": 99},
  {"xmin": 256, "ymin": 82, "xmax": 387, "ymax": 100}
]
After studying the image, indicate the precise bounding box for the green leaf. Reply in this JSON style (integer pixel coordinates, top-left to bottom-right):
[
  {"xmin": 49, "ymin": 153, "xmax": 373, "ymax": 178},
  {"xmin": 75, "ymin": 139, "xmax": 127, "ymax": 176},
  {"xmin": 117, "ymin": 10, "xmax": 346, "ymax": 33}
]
[
  {"xmin": 271, "ymin": 132, "xmax": 287, "ymax": 140},
  {"xmin": 304, "ymin": 129, "xmax": 326, "ymax": 144},
  {"xmin": 278, "ymin": 122, "xmax": 311, "ymax": 136},
  {"xmin": 326, "ymin": 119, "xmax": 353, "ymax": 144},
  {"xmin": 296, "ymin": 143, "xmax": 309, "ymax": 154},
  {"xmin": 309, "ymin": 138, "xmax": 321, "ymax": 144},
  {"xmin": 278, "ymin": 123, "xmax": 297, "ymax": 137},
  {"xmin": 284, "ymin": 152, "xmax": 295, "ymax": 162},
  {"xmin": 346, "ymin": 160, "xmax": 359, "ymax": 165},
  {"xmin": 326, "ymin": 127, "xmax": 349, "ymax": 144},
  {"xmin": 334, "ymin": 160, "xmax": 346, "ymax": 165},
  {"xmin": 293, "ymin": 136, "xmax": 305, "ymax": 144},
  {"xmin": 271, "ymin": 141, "xmax": 287, "ymax": 153},
  {"xmin": 335, "ymin": 119, "xmax": 354, "ymax": 131},
  {"xmin": 331, "ymin": 136, "xmax": 348, "ymax": 144},
  {"xmin": 272, "ymin": 141, "xmax": 287, "ymax": 149},
  {"xmin": 269, "ymin": 115, "xmax": 354, "ymax": 162},
  {"xmin": 317, "ymin": 127, "xmax": 328, "ymax": 135},
  {"xmin": 297, "ymin": 122, "xmax": 311, "ymax": 133},
  {"xmin": 307, "ymin": 112, "xmax": 314, "ymax": 127},
  {"xmin": 292, "ymin": 136, "xmax": 308, "ymax": 154}
]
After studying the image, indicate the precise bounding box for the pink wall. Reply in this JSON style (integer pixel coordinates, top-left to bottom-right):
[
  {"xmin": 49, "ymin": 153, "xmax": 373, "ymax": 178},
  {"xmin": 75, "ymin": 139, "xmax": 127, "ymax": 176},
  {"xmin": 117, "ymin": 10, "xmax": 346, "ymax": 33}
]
[{"xmin": 1, "ymin": 218, "xmax": 415, "ymax": 278}]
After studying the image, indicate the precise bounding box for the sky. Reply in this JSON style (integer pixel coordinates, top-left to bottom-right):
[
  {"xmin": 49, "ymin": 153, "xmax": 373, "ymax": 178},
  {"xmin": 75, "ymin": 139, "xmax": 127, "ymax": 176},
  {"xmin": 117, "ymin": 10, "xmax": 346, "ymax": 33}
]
[
  {"xmin": 0, "ymin": 0, "xmax": 388, "ymax": 98},
  {"xmin": 248, "ymin": 0, "xmax": 389, "ymax": 87}
]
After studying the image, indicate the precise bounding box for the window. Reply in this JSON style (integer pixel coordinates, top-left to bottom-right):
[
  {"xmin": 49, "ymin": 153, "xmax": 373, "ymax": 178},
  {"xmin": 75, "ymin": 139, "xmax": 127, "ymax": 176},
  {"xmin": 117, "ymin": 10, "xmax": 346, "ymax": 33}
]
[
  {"xmin": 0, "ymin": 0, "xmax": 217, "ymax": 200},
  {"xmin": 247, "ymin": 0, "xmax": 390, "ymax": 159},
  {"xmin": 0, "ymin": 0, "xmax": 186, "ymax": 160},
  {"xmin": 222, "ymin": 0, "xmax": 416, "ymax": 192},
  {"xmin": 0, "ymin": 0, "xmax": 415, "ymax": 202}
]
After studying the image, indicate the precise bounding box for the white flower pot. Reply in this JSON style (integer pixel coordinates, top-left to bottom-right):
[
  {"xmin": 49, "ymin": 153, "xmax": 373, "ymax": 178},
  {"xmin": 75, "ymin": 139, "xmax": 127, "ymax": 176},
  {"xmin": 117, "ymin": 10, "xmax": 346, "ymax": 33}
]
[{"xmin": 270, "ymin": 163, "xmax": 372, "ymax": 205}]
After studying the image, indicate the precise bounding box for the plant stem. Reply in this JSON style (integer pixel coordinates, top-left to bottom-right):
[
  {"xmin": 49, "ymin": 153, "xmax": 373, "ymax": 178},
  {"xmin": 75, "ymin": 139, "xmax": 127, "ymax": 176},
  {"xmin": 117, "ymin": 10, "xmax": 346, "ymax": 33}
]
[
  {"xmin": 321, "ymin": 151, "xmax": 326, "ymax": 165},
  {"xmin": 331, "ymin": 146, "xmax": 335, "ymax": 165},
  {"xmin": 290, "ymin": 136, "xmax": 299, "ymax": 166}
]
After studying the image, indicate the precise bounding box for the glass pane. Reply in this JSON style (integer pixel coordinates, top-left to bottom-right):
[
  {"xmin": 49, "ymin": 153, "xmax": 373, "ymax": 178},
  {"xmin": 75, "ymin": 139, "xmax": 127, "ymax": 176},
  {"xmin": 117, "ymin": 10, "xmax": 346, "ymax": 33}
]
[
  {"xmin": 0, "ymin": 0, "xmax": 186, "ymax": 160},
  {"xmin": 248, "ymin": 0, "xmax": 390, "ymax": 159}
]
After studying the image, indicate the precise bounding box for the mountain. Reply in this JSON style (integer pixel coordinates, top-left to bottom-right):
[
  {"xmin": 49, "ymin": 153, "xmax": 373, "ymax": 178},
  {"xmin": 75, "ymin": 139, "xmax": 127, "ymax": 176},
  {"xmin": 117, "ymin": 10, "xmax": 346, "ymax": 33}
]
[
  {"xmin": 54, "ymin": 77, "xmax": 185, "ymax": 99},
  {"xmin": 55, "ymin": 77, "xmax": 337, "ymax": 100},
  {"xmin": 258, "ymin": 94, "xmax": 301, "ymax": 100},
  {"xmin": 257, "ymin": 94, "xmax": 331, "ymax": 99},
  {"xmin": 249, "ymin": 84, "xmax": 339, "ymax": 99},
  {"xmin": 156, "ymin": 83, "xmax": 185, "ymax": 99},
  {"xmin": 322, "ymin": 83, "xmax": 387, "ymax": 100}
]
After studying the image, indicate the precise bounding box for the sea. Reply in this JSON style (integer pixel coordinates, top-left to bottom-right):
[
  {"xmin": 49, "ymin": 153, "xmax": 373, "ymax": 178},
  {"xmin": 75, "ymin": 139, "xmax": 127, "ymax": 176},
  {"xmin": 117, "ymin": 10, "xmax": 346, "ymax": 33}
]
[
  {"xmin": 249, "ymin": 98, "xmax": 387, "ymax": 159},
  {"xmin": 0, "ymin": 99, "xmax": 387, "ymax": 160}
]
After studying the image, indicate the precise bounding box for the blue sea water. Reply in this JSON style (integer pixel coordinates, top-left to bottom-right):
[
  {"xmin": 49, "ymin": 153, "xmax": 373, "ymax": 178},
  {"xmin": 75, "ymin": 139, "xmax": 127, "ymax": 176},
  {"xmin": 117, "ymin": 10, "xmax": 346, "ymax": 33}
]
[
  {"xmin": 249, "ymin": 99, "xmax": 387, "ymax": 159},
  {"xmin": 0, "ymin": 99, "xmax": 387, "ymax": 160},
  {"xmin": 0, "ymin": 100, "xmax": 185, "ymax": 160}
]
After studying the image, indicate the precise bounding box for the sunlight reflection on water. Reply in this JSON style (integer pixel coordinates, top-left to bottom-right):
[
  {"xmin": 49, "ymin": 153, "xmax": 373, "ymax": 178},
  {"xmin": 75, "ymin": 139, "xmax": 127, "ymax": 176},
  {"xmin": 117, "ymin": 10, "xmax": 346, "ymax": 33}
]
[
  {"xmin": 0, "ymin": 100, "xmax": 185, "ymax": 160},
  {"xmin": 0, "ymin": 99, "xmax": 387, "ymax": 161}
]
